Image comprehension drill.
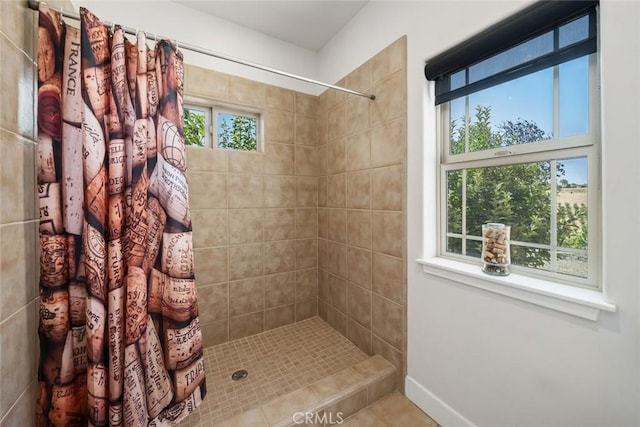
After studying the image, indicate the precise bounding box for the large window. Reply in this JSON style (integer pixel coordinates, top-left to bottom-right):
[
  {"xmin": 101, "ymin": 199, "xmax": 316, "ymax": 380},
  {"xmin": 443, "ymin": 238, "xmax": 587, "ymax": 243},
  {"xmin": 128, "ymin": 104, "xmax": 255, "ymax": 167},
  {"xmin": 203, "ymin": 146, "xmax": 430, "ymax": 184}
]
[
  {"xmin": 427, "ymin": 2, "xmax": 600, "ymax": 288},
  {"xmin": 183, "ymin": 102, "xmax": 261, "ymax": 152}
]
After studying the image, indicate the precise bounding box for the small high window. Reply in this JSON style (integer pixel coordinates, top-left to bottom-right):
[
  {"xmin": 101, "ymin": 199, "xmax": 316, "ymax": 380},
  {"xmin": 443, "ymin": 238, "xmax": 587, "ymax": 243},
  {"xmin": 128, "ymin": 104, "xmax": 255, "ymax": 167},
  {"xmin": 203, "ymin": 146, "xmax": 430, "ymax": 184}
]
[{"xmin": 184, "ymin": 102, "xmax": 262, "ymax": 152}]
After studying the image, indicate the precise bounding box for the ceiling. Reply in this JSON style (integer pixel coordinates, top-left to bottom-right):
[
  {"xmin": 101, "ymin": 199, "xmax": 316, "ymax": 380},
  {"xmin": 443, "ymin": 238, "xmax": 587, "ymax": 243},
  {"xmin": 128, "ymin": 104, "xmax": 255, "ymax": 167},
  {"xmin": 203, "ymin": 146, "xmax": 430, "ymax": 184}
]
[{"xmin": 173, "ymin": 1, "xmax": 369, "ymax": 51}]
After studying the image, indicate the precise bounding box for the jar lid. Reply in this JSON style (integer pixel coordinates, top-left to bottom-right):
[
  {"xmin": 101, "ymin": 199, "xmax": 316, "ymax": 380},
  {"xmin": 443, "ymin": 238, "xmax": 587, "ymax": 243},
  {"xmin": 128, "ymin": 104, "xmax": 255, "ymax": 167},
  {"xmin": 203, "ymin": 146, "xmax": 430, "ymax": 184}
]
[{"xmin": 485, "ymin": 223, "xmax": 505, "ymax": 228}]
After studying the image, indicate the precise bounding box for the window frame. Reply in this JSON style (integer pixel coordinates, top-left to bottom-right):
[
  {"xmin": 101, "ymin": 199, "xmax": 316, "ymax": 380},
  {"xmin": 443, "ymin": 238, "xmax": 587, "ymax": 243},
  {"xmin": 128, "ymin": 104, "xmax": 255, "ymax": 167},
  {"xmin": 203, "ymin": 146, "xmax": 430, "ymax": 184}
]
[
  {"xmin": 184, "ymin": 96, "xmax": 264, "ymax": 152},
  {"xmin": 436, "ymin": 40, "xmax": 601, "ymax": 289}
]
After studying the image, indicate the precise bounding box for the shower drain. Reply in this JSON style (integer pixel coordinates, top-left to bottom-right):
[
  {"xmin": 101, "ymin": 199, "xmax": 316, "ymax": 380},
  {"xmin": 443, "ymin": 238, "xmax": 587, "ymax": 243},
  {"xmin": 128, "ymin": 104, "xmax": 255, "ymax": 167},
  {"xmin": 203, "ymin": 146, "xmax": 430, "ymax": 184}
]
[{"xmin": 231, "ymin": 369, "xmax": 248, "ymax": 381}]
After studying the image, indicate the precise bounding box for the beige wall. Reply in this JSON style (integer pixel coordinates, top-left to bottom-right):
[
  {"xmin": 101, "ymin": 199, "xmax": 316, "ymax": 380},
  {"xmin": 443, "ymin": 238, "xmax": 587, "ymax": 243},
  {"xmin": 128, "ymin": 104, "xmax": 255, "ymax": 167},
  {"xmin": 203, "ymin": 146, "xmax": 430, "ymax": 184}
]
[
  {"xmin": 184, "ymin": 65, "xmax": 320, "ymax": 347},
  {"xmin": 317, "ymin": 37, "xmax": 407, "ymax": 391}
]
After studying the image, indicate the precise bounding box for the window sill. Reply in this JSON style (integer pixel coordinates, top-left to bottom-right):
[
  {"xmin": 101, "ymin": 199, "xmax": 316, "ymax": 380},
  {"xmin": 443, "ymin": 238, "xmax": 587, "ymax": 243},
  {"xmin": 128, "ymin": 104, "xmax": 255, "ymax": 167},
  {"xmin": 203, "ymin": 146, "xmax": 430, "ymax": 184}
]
[{"xmin": 416, "ymin": 257, "xmax": 616, "ymax": 321}]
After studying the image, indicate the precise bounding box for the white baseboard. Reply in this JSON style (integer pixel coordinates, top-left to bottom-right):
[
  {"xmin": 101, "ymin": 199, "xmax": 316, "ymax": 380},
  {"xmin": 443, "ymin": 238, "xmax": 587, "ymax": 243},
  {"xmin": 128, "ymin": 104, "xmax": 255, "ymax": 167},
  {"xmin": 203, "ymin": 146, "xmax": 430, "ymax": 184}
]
[{"xmin": 405, "ymin": 376, "xmax": 477, "ymax": 427}]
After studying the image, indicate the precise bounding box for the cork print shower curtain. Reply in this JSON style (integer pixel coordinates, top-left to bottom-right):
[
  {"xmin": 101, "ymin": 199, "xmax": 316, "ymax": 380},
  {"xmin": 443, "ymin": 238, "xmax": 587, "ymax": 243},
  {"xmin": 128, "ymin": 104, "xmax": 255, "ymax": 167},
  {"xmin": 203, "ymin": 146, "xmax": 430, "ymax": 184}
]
[{"xmin": 36, "ymin": 6, "xmax": 206, "ymax": 426}]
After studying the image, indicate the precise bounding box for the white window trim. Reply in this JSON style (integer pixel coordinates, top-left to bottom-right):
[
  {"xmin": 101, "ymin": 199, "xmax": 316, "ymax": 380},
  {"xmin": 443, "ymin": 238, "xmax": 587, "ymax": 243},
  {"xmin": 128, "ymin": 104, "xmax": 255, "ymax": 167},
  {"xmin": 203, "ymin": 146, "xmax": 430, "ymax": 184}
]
[{"xmin": 416, "ymin": 257, "xmax": 616, "ymax": 321}]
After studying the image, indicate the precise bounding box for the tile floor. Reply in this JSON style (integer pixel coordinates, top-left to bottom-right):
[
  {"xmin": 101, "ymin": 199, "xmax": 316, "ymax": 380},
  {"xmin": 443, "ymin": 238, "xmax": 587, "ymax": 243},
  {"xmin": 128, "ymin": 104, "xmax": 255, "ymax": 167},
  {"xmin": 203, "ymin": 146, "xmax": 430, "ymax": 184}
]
[{"xmin": 179, "ymin": 317, "xmax": 369, "ymax": 426}]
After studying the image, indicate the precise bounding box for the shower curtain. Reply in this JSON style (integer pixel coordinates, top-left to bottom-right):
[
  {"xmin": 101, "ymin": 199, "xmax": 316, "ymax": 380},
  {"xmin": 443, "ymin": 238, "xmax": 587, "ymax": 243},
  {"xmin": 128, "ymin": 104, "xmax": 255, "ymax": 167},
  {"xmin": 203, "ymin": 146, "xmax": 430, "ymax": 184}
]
[{"xmin": 35, "ymin": 6, "xmax": 206, "ymax": 426}]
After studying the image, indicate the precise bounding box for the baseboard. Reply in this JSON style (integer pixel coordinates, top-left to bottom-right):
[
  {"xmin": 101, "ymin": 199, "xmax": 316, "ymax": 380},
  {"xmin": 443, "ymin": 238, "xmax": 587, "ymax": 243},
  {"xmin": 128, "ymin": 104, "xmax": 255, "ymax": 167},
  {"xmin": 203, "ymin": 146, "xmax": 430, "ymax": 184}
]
[{"xmin": 405, "ymin": 376, "xmax": 477, "ymax": 427}]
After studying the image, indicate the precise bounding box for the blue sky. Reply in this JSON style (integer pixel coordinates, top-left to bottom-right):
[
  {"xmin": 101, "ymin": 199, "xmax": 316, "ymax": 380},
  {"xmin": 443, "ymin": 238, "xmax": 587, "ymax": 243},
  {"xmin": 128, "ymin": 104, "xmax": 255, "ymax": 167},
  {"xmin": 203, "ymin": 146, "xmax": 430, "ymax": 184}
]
[{"xmin": 451, "ymin": 56, "xmax": 590, "ymax": 185}]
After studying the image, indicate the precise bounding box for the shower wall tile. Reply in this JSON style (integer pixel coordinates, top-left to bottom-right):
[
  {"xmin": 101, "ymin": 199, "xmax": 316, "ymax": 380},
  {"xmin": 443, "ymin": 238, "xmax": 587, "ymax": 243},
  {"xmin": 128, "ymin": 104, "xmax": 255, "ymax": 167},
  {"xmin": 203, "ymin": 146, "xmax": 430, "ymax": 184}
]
[
  {"xmin": 0, "ymin": 1, "xmax": 37, "ymax": 60},
  {"xmin": 229, "ymin": 312, "xmax": 264, "ymax": 340},
  {"xmin": 346, "ymin": 131, "xmax": 372, "ymax": 172},
  {"xmin": 296, "ymin": 93, "xmax": 318, "ymax": 117},
  {"xmin": 229, "ymin": 174, "xmax": 264, "ymax": 208},
  {"xmin": 195, "ymin": 246, "xmax": 228, "ymax": 285},
  {"xmin": 197, "ymin": 283, "xmax": 229, "ymax": 323},
  {"xmin": 264, "ymin": 272, "xmax": 296, "ymax": 308},
  {"xmin": 295, "ymin": 239, "xmax": 317, "ymax": 270},
  {"xmin": 0, "ymin": 36, "xmax": 36, "ymax": 139},
  {"xmin": 295, "ymin": 268, "xmax": 318, "ymax": 301},
  {"xmin": 318, "ymin": 36, "xmax": 407, "ymax": 392},
  {"xmin": 295, "ymin": 146, "xmax": 319, "ymax": 176},
  {"xmin": 229, "ymin": 277, "xmax": 265, "ymax": 317},
  {"xmin": 295, "ymin": 208, "xmax": 317, "ymax": 238},
  {"xmin": 228, "ymin": 243, "xmax": 264, "ymax": 280},
  {"xmin": 264, "ymin": 240, "xmax": 296, "ymax": 274},
  {"xmin": 0, "ymin": 380, "xmax": 37, "ymax": 427},
  {"xmin": 202, "ymin": 319, "xmax": 229, "ymax": 348},
  {"xmin": 296, "ymin": 177, "xmax": 318, "ymax": 207},
  {"xmin": 264, "ymin": 176, "xmax": 296, "ymax": 207},
  {"xmin": 264, "ymin": 208, "xmax": 295, "ymax": 241},
  {"xmin": 265, "ymin": 109, "xmax": 295, "ymax": 144},
  {"xmin": 228, "ymin": 209, "xmax": 263, "ymax": 244},
  {"xmin": 229, "ymin": 76, "xmax": 265, "ymax": 108},
  {"xmin": 295, "ymin": 300, "xmax": 317, "ymax": 321},
  {"xmin": 317, "ymin": 145, "xmax": 328, "ymax": 177},
  {"xmin": 295, "ymin": 115, "xmax": 317, "ymax": 147},
  {"xmin": 192, "ymin": 209, "xmax": 228, "ymax": 248},
  {"xmin": 265, "ymin": 304, "xmax": 295, "ymax": 330},
  {"xmin": 0, "ymin": 221, "xmax": 38, "ymax": 322},
  {"xmin": 184, "ymin": 64, "xmax": 229, "ymax": 100},
  {"xmin": 188, "ymin": 172, "xmax": 228, "ymax": 209},
  {"xmin": 229, "ymin": 151, "xmax": 264, "ymax": 174},
  {"xmin": 186, "ymin": 146, "xmax": 228, "ymax": 172},
  {"xmin": 264, "ymin": 142, "xmax": 294, "ymax": 175},
  {"xmin": 266, "ymin": 85, "xmax": 294, "ymax": 111},
  {"xmin": 0, "ymin": 131, "xmax": 37, "ymax": 224}
]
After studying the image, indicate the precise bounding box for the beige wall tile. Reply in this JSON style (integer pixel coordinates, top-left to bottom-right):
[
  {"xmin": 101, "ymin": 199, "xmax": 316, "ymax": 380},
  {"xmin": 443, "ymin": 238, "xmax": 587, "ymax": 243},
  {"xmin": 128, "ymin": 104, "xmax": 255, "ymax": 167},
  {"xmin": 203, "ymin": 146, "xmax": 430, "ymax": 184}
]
[
  {"xmin": 229, "ymin": 174, "xmax": 263, "ymax": 208},
  {"xmin": 229, "ymin": 277, "xmax": 264, "ymax": 317},
  {"xmin": 264, "ymin": 176, "xmax": 296, "ymax": 207},
  {"xmin": 228, "ymin": 209, "xmax": 263, "ymax": 244},
  {"xmin": 371, "ymin": 165, "xmax": 403, "ymax": 211},
  {"xmin": 367, "ymin": 374, "xmax": 396, "ymax": 405},
  {"xmin": 317, "ymin": 145, "xmax": 328, "ymax": 177},
  {"xmin": 202, "ymin": 318, "xmax": 229, "ymax": 348},
  {"xmin": 327, "ymin": 85, "xmax": 346, "ymax": 115},
  {"xmin": 347, "ymin": 283, "xmax": 371, "ymax": 328},
  {"xmin": 327, "ymin": 174, "xmax": 346, "ymax": 208},
  {"xmin": 346, "ymin": 95, "xmax": 371, "ymax": 137},
  {"xmin": 264, "ymin": 240, "xmax": 296, "ymax": 274},
  {"xmin": 327, "ymin": 241, "xmax": 347, "ymax": 279},
  {"xmin": 265, "ymin": 109, "xmax": 294, "ymax": 144},
  {"xmin": 229, "ymin": 76, "xmax": 264, "ymax": 107},
  {"xmin": 318, "ymin": 176, "xmax": 328, "ymax": 207},
  {"xmin": 264, "ymin": 208, "xmax": 295, "ymax": 241},
  {"xmin": 0, "ymin": 301, "xmax": 37, "ymax": 419},
  {"xmin": 184, "ymin": 64, "xmax": 228, "ymax": 100},
  {"xmin": 327, "ymin": 139, "xmax": 346, "ymax": 175},
  {"xmin": 372, "ymin": 336, "xmax": 404, "ymax": 392},
  {"xmin": 0, "ymin": 37, "xmax": 35, "ymax": 139},
  {"xmin": 318, "ymin": 268, "xmax": 328, "ymax": 301},
  {"xmin": 296, "ymin": 238, "xmax": 317, "ymax": 269},
  {"xmin": 345, "ymin": 62, "xmax": 371, "ymax": 93},
  {"xmin": 318, "ymin": 208, "xmax": 328, "ymax": 239},
  {"xmin": 371, "ymin": 71, "xmax": 405, "ymax": 127},
  {"xmin": 197, "ymin": 283, "xmax": 228, "ymax": 323},
  {"xmin": 371, "ymin": 295, "xmax": 403, "ymax": 350},
  {"xmin": 229, "ymin": 151, "xmax": 264, "ymax": 174},
  {"xmin": 372, "ymin": 211, "xmax": 403, "ymax": 258},
  {"xmin": 264, "ymin": 142, "xmax": 294, "ymax": 175},
  {"xmin": 295, "ymin": 115, "xmax": 317, "ymax": 147},
  {"xmin": 347, "ymin": 210, "xmax": 372, "ymax": 249},
  {"xmin": 346, "ymin": 131, "xmax": 372, "ymax": 172},
  {"xmin": 186, "ymin": 146, "xmax": 228, "ymax": 172},
  {"xmin": 295, "ymin": 300, "xmax": 317, "ymax": 321},
  {"xmin": 318, "ymin": 238, "xmax": 328, "ymax": 270},
  {"xmin": 324, "ymin": 388, "xmax": 368, "ymax": 422},
  {"xmin": 229, "ymin": 311, "xmax": 264, "ymax": 340},
  {"xmin": 0, "ymin": 380, "xmax": 38, "ymax": 427},
  {"xmin": 318, "ymin": 299, "xmax": 328, "ymax": 321},
  {"xmin": 371, "ymin": 118, "xmax": 405, "ymax": 168},
  {"xmin": 372, "ymin": 253, "xmax": 403, "ymax": 304},
  {"xmin": 295, "ymin": 93, "xmax": 318, "ymax": 117},
  {"xmin": 371, "ymin": 36, "xmax": 406, "ymax": 84},
  {"xmin": 296, "ymin": 177, "xmax": 318, "ymax": 207},
  {"xmin": 347, "ymin": 171, "xmax": 371, "ymax": 210},
  {"xmin": 265, "ymin": 85, "xmax": 294, "ymax": 111},
  {"xmin": 264, "ymin": 271, "xmax": 295, "ymax": 308},
  {"xmin": 188, "ymin": 172, "xmax": 227, "ymax": 209},
  {"xmin": 327, "ymin": 104, "xmax": 346, "ymax": 142},
  {"xmin": 347, "ymin": 246, "xmax": 372, "ymax": 289},
  {"xmin": 192, "ymin": 209, "xmax": 228, "ymax": 248},
  {"xmin": 0, "ymin": 221, "xmax": 37, "ymax": 321},
  {"xmin": 347, "ymin": 319, "xmax": 373, "ymax": 355},
  {"xmin": 265, "ymin": 304, "xmax": 295, "ymax": 330},
  {"xmin": 0, "ymin": 133, "xmax": 36, "ymax": 224},
  {"xmin": 295, "ymin": 146, "xmax": 319, "ymax": 176},
  {"xmin": 295, "ymin": 208, "xmax": 318, "ymax": 238},
  {"xmin": 327, "ymin": 273, "xmax": 347, "ymax": 313},
  {"xmin": 228, "ymin": 243, "xmax": 263, "ymax": 280},
  {"xmin": 326, "ymin": 304, "xmax": 347, "ymax": 337},
  {"xmin": 295, "ymin": 268, "xmax": 317, "ymax": 301},
  {"xmin": 328, "ymin": 208, "xmax": 347, "ymax": 244},
  {"xmin": 194, "ymin": 246, "xmax": 228, "ymax": 285},
  {"xmin": 0, "ymin": 0, "xmax": 37, "ymax": 58}
]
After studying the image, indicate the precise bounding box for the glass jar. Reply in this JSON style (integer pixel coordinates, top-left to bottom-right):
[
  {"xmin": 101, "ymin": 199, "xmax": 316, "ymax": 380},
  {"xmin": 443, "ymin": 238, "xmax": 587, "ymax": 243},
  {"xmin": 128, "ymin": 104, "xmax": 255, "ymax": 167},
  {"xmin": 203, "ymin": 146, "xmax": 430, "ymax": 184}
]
[{"xmin": 481, "ymin": 223, "xmax": 511, "ymax": 276}]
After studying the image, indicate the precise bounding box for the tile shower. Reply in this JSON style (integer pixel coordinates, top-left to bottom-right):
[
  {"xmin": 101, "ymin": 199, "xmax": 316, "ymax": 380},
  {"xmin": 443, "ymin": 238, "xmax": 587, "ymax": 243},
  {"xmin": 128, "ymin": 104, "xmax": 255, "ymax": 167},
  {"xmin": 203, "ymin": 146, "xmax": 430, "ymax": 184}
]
[{"xmin": 0, "ymin": 0, "xmax": 407, "ymax": 419}]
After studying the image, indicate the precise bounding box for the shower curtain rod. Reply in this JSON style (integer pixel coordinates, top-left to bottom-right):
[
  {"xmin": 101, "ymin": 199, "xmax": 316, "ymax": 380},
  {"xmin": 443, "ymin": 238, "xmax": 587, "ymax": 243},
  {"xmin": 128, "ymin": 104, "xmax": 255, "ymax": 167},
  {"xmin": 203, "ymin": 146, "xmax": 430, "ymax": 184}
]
[{"xmin": 27, "ymin": 0, "xmax": 376, "ymax": 100}]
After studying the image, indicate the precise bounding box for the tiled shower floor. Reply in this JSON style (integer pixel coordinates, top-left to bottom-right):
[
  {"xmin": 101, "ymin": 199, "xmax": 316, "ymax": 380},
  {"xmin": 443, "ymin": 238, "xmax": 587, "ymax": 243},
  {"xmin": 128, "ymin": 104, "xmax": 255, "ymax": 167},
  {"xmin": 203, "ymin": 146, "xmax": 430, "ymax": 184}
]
[{"xmin": 179, "ymin": 317, "xmax": 369, "ymax": 426}]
